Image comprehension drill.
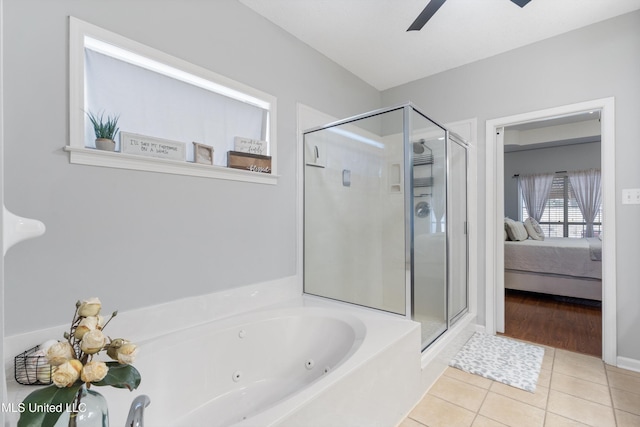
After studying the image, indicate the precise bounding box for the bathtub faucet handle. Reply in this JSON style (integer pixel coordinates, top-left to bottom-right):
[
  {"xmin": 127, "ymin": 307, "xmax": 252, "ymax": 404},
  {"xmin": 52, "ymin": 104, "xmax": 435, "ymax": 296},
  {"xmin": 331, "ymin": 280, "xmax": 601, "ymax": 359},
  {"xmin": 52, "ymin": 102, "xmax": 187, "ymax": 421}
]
[{"xmin": 125, "ymin": 394, "xmax": 150, "ymax": 427}]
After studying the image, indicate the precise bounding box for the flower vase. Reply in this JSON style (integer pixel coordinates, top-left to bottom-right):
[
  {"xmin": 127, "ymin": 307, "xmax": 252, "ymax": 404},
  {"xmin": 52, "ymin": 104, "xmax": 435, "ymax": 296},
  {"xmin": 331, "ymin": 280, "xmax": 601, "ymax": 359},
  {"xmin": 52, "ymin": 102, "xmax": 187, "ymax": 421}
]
[{"xmin": 53, "ymin": 385, "xmax": 109, "ymax": 427}]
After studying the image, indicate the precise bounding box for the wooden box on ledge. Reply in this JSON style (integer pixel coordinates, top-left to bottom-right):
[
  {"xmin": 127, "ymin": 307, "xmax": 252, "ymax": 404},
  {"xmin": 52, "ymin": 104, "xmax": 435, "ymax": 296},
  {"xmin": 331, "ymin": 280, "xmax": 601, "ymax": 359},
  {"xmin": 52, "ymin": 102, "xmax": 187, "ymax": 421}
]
[{"xmin": 227, "ymin": 151, "xmax": 272, "ymax": 174}]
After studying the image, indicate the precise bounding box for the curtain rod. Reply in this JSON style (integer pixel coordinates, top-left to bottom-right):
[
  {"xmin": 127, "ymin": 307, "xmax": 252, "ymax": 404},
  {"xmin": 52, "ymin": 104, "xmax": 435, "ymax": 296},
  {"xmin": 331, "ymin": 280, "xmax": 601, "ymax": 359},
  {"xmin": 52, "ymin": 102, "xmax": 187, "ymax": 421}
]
[{"xmin": 512, "ymin": 170, "xmax": 567, "ymax": 178}]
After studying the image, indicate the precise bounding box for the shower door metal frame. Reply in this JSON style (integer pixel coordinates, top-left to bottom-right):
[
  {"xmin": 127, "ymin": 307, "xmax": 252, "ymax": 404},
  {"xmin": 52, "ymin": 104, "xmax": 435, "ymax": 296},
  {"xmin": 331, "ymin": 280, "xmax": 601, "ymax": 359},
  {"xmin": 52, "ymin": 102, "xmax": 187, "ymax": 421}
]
[
  {"xmin": 405, "ymin": 105, "xmax": 452, "ymax": 350},
  {"xmin": 446, "ymin": 132, "xmax": 470, "ymax": 326},
  {"xmin": 402, "ymin": 105, "xmax": 413, "ymax": 320},
  {"xmin": 407, "ymin": 106, "xmax": 470, "ymax": 349}
]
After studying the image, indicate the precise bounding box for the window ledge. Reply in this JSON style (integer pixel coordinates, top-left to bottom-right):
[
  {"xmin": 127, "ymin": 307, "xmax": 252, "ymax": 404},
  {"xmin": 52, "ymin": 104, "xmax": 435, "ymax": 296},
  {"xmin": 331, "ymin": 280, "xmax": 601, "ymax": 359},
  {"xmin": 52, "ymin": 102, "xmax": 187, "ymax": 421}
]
[{"xmin": 64, "ymin": 146, "xmax": 278, "ymax": 185}]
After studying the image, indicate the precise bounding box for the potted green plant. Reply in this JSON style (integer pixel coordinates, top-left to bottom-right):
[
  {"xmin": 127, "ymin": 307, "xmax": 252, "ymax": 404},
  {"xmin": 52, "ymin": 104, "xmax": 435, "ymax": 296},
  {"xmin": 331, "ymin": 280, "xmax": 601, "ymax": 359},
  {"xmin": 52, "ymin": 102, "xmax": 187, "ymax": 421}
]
[{"xmin": 86, "ymin": 111, "xmax": 120, "ymax": 151}]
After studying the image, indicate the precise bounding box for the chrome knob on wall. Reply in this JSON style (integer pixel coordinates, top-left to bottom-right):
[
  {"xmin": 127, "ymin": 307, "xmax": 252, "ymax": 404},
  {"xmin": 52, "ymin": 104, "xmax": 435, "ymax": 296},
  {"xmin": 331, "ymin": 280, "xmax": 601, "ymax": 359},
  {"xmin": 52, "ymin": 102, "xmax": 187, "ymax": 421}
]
[{"xmin": 415, "ymin": 202, "xmax": 431, "ymax": 218}]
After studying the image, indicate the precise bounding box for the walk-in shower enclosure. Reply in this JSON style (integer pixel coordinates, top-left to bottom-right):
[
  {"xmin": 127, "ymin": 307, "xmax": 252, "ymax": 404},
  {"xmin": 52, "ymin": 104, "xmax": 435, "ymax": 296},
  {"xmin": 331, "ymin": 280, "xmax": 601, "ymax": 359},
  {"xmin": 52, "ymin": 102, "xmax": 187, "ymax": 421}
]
[{"xmin": 303, "ymin": 103, "xmax": 468, "ymax": 350}]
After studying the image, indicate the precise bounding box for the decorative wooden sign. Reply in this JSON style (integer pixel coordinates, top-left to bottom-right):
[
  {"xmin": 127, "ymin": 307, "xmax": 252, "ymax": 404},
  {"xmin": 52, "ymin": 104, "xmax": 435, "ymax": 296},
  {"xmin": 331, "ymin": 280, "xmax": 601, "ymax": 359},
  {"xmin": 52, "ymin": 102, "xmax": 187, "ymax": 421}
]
[
  {"xmin": 193, "ymin": 142, "xmax": 213, "ymax": 165},
  {"xmin": 120, "ymin": 132, "xmax": 186, "ymax": 161},
  {"xmin": 234, "ymin": 136, "xmax": 268, "ymax": 156},
  {"xmin": 227, "ymin": 151, "xmax": 272, "ymax": 174}
]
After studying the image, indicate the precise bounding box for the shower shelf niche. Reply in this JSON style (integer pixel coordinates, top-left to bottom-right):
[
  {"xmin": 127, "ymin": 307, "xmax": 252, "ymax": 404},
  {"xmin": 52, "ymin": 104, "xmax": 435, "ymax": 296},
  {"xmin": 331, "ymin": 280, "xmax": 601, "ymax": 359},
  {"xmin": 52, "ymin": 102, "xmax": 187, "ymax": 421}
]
[{"xmin": 389, "ymin": 163, "xmax": 403, "ymax": 193}]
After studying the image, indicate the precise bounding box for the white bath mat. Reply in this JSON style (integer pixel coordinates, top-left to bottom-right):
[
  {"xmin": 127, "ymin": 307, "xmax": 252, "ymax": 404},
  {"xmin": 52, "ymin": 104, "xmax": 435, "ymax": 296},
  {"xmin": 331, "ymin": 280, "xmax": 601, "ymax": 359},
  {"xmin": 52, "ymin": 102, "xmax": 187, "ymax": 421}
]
[{"xmin": 449, "ymin": 332, "xmax": 544, "ymax": 393}]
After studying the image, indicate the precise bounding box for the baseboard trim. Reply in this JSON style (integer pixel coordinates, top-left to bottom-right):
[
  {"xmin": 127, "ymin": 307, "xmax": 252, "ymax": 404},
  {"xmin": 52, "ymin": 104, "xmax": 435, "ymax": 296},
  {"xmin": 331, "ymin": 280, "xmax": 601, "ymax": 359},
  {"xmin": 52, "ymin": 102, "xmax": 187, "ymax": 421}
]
[
  {"xmin": 616, "ymin": 356, "xmax": 640, "ymax": 373},
  {"xmin": 474, "ymin": 324, "xmax": 486, "ymax": 334}
]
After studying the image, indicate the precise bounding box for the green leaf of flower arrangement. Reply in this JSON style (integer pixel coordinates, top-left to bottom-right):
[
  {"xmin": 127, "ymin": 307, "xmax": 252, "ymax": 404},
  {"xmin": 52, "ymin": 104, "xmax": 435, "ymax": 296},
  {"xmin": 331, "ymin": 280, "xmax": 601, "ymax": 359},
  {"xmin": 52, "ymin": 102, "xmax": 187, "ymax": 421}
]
[
  {"xmin": 17, "ymin": 383, "xmax": 82, "ymax": 427},
  {"xmin": 93, "ymin": 362, "xmax": 141, "ymax": 390}
]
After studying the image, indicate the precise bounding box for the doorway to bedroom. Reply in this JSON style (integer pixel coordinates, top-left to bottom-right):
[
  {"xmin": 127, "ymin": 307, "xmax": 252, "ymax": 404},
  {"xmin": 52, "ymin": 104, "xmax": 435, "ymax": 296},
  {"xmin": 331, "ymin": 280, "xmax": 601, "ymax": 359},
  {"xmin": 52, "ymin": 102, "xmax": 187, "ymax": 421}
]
[
  {"xmin": 501, "ymin": 112, "xmax": 603, "ymax": 357},
  {"xmin": 485, "ymin": 97, "xmax": 617, "ymax": 364}
]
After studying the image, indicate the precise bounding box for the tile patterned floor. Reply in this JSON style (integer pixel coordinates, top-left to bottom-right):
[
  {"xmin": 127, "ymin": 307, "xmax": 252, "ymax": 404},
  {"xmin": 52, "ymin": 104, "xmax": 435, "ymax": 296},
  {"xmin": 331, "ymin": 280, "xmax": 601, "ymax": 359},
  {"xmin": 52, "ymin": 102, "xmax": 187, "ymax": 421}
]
[{"xmin": 400, "ymin": 346, "xmax": 640, "ymax": 427}]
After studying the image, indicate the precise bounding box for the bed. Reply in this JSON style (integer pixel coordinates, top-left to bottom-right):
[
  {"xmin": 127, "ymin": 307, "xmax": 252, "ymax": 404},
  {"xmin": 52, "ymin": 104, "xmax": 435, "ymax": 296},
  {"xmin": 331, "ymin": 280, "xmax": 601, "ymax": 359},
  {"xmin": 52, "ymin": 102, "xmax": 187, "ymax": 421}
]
[{"xmin": 504, "ymin": 237, "xmax": 602, "ymax": 301}]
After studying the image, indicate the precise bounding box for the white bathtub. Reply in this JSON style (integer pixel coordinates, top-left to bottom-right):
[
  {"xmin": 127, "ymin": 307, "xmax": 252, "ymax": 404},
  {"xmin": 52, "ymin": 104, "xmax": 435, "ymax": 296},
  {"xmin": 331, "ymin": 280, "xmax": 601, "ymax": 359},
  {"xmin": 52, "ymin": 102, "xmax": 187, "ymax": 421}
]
[{"xmin": 120, "ymin": 297, "xmax": 421, "ymax": 426}]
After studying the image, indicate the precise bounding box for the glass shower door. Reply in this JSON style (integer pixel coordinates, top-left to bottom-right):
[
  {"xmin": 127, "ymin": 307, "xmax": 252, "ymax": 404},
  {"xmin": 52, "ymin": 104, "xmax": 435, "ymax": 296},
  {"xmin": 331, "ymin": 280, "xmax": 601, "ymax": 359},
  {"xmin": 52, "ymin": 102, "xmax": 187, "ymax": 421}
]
[
  {"xmin": 448, "ymin": 136, "xmax": 468, "ymax": 323},
  {"xmin": 410, "ymin": 109, "xmax": 448, "ymax": 349}
]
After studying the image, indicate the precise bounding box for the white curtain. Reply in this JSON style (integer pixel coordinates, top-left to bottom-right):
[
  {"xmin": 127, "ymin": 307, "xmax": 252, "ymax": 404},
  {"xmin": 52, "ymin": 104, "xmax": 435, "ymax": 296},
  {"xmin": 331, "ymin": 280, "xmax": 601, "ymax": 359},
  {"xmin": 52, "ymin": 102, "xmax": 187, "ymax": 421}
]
[
  {"xmin": 568, "ymin": 169, "xmax": 602, "ymax": 237},
  {"xmin": 518, "ymin": 173, "xmax": 554, "ymax": 222}
]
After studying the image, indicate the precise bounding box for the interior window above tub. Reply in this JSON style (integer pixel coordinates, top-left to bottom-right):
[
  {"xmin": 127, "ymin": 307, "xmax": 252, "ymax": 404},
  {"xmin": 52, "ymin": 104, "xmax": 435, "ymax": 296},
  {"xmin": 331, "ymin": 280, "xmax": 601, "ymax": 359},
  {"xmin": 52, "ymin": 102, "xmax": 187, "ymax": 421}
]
[{"xmin": 67, "ymin": 17, "xmax": 278, "ymax": 184}]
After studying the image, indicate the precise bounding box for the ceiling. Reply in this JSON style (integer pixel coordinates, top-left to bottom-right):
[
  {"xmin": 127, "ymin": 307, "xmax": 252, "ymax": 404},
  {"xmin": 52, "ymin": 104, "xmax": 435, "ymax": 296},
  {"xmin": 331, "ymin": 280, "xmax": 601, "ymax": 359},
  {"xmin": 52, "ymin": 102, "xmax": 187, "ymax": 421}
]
[
  {"xmin": 238, "ymin": 0, "xmax": 640, "ymax": 91},
  {"xmin": 504, "ymin": 110, "xmax": 601, "ymax": 152}
]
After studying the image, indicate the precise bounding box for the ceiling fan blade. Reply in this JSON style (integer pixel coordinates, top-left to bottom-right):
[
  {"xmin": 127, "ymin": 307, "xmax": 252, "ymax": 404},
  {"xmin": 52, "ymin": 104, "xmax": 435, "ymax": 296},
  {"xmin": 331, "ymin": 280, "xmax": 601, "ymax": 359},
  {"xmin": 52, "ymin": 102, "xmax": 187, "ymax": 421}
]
[
  {"xmin": 407, "ymin": 0, "xmax": 447, "ymax": 32},
  {"xmin": 511, "ymin": 0, "xmax": 532, "ymax": 7}
]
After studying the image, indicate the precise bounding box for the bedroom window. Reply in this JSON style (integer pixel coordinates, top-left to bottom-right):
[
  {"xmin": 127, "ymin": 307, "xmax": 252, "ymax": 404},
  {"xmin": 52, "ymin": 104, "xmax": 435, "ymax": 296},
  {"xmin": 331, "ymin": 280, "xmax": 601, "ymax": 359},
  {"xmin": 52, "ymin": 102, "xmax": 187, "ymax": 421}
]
[{"xmin": 522, "ymin": 176, "xmax": 602, "ymax": 238}]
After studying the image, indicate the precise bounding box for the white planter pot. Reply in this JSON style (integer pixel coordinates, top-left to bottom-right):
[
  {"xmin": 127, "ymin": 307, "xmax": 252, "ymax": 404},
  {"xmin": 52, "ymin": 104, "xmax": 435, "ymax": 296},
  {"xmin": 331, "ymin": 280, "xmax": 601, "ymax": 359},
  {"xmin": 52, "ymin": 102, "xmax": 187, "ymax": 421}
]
[{"xmin": 95, "ymin": 138, "xmax": 116, "ymax": 151}]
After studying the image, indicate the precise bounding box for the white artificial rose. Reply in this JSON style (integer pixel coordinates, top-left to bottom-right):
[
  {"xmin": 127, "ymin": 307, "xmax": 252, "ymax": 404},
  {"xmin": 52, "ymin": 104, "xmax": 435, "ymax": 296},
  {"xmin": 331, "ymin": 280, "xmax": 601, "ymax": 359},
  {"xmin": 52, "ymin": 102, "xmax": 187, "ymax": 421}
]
[
  {"xmin": 81, "ymin": 360, "xmax": 109, "ymax": 383},
  {"xmin": 52, "ymin": 359, "xmax": 82, "ymax": 388},
  {"xmin": 39, "ymin": 339, "xmax": 59, "ymax": 354},
  {"xmin": 116, "ymin": 343, "xmax": 139, "ymax": 365},
  {"xmin": 107, "ymin": 339, "xmax": 138, "ymax": 364},
  {"xmin": 46, "ymin": 341, "xmax": 75, "ymax": 366},
  {"xmin": 80, "ymin": 329, "xmax": 106, "ymax": 354},
  {"xmin": 74, "ymin": 316, "xmax": 100, "ymax": 340},
  {"xmin": 106, "ymin": 338, "xmax": 125, "ymax": 360},
  {"xmin": 78, "ymin": 297, "xmax": 102, "ymax": 317}
]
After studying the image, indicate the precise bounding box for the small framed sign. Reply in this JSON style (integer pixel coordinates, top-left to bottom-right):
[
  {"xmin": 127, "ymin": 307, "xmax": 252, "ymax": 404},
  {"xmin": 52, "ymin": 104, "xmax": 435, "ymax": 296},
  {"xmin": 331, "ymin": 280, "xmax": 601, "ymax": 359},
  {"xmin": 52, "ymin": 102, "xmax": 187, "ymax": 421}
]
[
  {"xmin": 193, "ymin": 142, "xmax": 213, "ymax": 165},
  {"xmin": 120, "ymin": 132, "xmax": 186, "ymax": 161},
  {"xmin": 227, "ymin": 151, "xmax": 271, "ymax": 174},
  {"xmin": 234, "ymin": 137, "xmax": 268, "ymax": 156}
]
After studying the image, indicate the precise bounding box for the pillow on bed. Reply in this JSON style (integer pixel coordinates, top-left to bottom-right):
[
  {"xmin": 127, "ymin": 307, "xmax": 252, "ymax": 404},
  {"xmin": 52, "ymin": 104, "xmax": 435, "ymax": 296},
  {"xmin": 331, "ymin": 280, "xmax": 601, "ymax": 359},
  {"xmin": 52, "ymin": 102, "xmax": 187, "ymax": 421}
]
[
  {"xmin": 524, "ymin": 217, "xmax": 545, "ymax": 241},
  {"xmin": 504, "ymin": 218, "xmax": 528, "ymax": 241}
]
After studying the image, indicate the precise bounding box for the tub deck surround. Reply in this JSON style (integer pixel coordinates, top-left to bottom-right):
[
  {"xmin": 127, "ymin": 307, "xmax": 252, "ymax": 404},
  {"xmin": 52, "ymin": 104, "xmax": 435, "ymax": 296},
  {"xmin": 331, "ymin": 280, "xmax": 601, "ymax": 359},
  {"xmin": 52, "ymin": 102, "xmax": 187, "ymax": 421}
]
[{"xmin": 3, "ymin": 276, "xmax": 299, "ymax": 370}]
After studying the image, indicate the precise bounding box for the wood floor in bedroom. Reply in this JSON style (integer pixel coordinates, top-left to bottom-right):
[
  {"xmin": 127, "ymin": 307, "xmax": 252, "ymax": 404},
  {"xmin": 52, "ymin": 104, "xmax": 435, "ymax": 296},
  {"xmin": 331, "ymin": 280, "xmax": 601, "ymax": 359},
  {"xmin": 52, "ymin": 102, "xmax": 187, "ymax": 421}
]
[{"xmin": 502, "ymin": 289, "xmax": 602, "ymax": 357}]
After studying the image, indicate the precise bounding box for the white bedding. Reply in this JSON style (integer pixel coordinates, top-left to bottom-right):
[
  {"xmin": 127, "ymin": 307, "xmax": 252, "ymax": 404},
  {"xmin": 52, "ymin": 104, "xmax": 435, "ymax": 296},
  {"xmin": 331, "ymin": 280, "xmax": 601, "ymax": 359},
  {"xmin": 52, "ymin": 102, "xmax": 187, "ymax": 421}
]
[{"xmin": 504, "ymin": 237, "xmax": 602, "ymax": 280}]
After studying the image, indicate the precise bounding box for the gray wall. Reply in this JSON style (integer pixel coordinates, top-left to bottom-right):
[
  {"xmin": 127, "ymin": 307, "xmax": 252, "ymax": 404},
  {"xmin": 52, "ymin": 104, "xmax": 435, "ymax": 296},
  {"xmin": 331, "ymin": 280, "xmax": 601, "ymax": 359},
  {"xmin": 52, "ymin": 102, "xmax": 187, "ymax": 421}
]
[
  {"xmin": 382, "ymin": 10, "xmax": 640, "ymax": 361},
  {"xmin": 504, "ymin": 142, "xmax": 601, "ymax": 219},
  {"xmin": 2, "ymin": 0, "xmax": 380, "ymax": 335}
]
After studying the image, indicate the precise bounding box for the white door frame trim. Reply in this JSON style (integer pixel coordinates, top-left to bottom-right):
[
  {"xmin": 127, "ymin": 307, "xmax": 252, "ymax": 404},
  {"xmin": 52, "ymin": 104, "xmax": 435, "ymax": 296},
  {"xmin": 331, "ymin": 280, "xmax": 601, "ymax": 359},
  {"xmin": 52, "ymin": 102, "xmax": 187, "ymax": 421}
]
[{"xmin": 485, "ymin": 97, "xmax": 616, "ymax": 365}]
